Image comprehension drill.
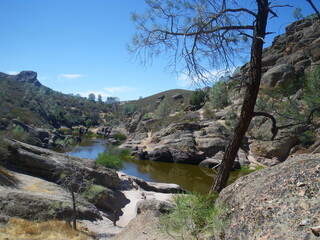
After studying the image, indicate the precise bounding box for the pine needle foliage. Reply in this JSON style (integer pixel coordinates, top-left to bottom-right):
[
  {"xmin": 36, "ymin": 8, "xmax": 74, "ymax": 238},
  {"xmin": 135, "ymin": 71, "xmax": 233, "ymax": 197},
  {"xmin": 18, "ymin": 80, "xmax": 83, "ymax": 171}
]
[{"xmin": 160, "ymin": 193, "xmax": 225, "ymax": 239}]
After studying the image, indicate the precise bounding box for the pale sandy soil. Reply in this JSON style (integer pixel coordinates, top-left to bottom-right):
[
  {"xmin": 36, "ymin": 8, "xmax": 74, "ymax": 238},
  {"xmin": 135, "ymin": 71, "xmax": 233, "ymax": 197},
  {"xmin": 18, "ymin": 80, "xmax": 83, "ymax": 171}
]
[{"xmin": 79, "ymin": 173, "xmax": 173, "ymax": 239}]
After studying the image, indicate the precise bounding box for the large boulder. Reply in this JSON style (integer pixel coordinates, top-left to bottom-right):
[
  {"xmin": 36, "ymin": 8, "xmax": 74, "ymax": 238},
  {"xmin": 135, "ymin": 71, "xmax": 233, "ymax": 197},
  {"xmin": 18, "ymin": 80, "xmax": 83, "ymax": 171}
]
[
  {"xmin": 195, "ymin": 122, "xmax": 229, "ymax": 156},
  {"xmin": 152, "ymin": 123, "xmax": 206, "ymax": 164},
  {"xmin": 216, "ymin": 153, "xmax": 320, "ymax": 240},
  {"xmin": 82, "ymin": 186, "xmax": 128, "ymax": 220},
  {"xmin": 261, "ymin": 63, "xmax": 295, "ymax": 88},
  {"xmin": 147, "ymin": 146, "xmax": 173, "ymax": 162},
  {"xmin": 130, "ymin": 176, "xmax": 185, "ymax": 193},
  {"xmin": 249, "ymin": 135, "xmax": 299, "ymax": 161},
  {"xmin": 0, "ymin": 171, "xmax": 101, "ymax": 221},
  {"xmin": 199, "ymin": 157, "xmax": 221, "ymax": 168},
  {"xmin": 7, "ymin": 140, "xmax": 120, "ymax": 189},
  {"xmin": 196, "ymin": 137, "xmax": 227, "ymax": 156}
]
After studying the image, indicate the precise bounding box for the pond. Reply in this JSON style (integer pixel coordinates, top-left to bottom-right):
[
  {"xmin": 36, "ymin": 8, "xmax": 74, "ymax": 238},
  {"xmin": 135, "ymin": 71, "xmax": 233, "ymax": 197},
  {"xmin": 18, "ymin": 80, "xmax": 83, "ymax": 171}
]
[{"xmin": 62, "ymin": 138, "xmax": 247, "ymax": 194}]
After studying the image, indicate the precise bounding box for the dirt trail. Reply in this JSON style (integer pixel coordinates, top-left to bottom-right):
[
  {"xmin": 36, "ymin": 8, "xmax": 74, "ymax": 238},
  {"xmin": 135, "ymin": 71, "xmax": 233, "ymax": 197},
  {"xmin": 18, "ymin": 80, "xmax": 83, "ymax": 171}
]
[
  {"xmin": 139, "ymin": 131, "xmax": 153, "ymax": 151},
  {"xmin": 80, "ymin": 172, "xmax": 173, "ymax": 239}
]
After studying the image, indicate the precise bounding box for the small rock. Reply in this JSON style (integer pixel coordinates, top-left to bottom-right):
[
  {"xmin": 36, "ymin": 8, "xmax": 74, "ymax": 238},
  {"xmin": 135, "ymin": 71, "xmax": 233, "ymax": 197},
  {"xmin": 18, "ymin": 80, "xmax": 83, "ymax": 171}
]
[
  {"xmin": 296, "ymin": 182, "xmax": 306, "ymax": 187},
  {"xmin": 299, "ymin": 219, "xmax": 311, "ymax": 226}
]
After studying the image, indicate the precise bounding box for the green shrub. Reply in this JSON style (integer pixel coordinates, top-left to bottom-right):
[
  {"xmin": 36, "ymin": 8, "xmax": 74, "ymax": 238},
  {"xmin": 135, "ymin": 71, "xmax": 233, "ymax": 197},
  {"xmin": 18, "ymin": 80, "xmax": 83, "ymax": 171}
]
[
  {"xmin": 142, "ymin": 112, "xmax": 153, "ymax": 119},
  {"xmin": 112, "ymin": 133, "xmax": 127, "ymax": 141},
  {"xmin": 108, "ymin": 146, "xmax": 133, "ymax": 161},
  {"xmin": 160, "ymin": 193, "xmax": 224, "ymax": 239},
  {"xmin": 11, "ymin": 125, "xmax": 31, "ymax": 143},
  {"xmin": 189, "ymin": 89, "xmax": 206, "ymax": 109},
  {"xmin": 202, "ymin": 105, "xmax": 215, "ymax": 120},
  {"xmin": 303, "ymin": 65, "xmax": 320, "ymax": 110},
  {"xmin": 224, "ymin": 110, "xmax": 237, "ymax": 129},
  {"xmin": 123, "ymin": 104, "xmax": 137, "ymax": 115},
  {"xmin": 95, "ymin": 152, "xmax": 124, "ymax": 170},
  {"xmin": 210, "ymin": 81, "xmax": 229, "ymax": 109},
  {"xmin": 300, "ymin": 129, "xmax": 316, "ymax": 148},
  {"xmin": 156, "ymin": 99, "xmax": 172, "ymax": 118},
  {"xmin": 81, "ymin": 184, "xmax": 106, "ymax": 202}
]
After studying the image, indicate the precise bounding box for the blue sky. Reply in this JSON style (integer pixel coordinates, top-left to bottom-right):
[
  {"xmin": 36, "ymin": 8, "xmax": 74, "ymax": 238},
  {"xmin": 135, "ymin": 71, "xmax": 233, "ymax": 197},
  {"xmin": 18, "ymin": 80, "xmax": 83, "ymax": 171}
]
[{"xmin": 0, "ymin": 0, "xmax": 318, "ymax": 101}]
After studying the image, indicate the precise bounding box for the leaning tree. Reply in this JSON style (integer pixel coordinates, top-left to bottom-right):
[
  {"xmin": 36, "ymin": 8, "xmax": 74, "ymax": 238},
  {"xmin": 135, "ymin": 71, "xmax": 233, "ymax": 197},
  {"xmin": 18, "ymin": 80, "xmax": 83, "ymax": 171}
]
[{"xmin": 130, "ymin": 0, "xmax": 318, "ymax": 193}]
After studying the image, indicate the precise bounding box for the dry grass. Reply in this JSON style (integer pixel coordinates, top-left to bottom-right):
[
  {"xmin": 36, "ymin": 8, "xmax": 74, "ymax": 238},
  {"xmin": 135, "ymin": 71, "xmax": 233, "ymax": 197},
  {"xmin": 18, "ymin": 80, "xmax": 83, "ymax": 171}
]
[
  {"xmin": 0, "ymin": 218, "xmax": 95, "ymax": 240},
  {"xmin": 23, "ymin": 181, "xmax": 56, "ymax": 194}
]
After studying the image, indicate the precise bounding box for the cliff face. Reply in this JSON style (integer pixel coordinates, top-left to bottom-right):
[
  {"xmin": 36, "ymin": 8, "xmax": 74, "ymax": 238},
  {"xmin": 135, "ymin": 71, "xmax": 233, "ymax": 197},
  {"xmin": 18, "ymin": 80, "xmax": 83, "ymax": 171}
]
[
  {"xmin": 217, "ymin": 153, "xmax": 320, "ymax": 240},
  {"xmin": 0, "ymin": 71, "xmax": 42, "ymax": 87},
  {"xmin": 119, "ymin": 16, "xmax": 320, "ymax": 167}
]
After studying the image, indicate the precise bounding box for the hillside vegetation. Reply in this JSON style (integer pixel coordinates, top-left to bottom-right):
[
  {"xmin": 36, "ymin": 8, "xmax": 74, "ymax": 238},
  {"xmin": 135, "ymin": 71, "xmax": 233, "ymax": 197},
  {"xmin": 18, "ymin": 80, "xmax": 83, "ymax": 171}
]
[{"xmin": 0, "ymin": 72, "xmax": 111, "ymax": 129}]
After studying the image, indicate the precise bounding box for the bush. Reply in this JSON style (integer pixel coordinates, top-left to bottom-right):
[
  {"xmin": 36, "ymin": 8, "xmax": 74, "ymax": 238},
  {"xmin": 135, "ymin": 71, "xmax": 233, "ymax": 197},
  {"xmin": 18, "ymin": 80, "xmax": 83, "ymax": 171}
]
[
  {"xmin": 210, "ymin": 81, "xmax": 229, "ymax": 109},
  {"xmin": 160, "ymin": 193, "xmax": 224, "ymax": 239},
  {"xmin": 95, "ymin": 152, "xmax": 124, "ymax": 170},
  {"xmin": 11, "ymin": 125, "xmax": 31, "ymax": 143},
  {"xmin": 112, "ymin": 133, "xmax": 127, "ymax": 141},
  {"xmin": 303, "ymin": 65, "xmax": 320, "ymax": 110},
  {"xmin": 95, "ymin": 146, "xmax": 131, "ymax": 170},
  {"xmin": 189, "ymin": 89, "xmax": 206, "ymax": 109},
  {"xmin": 156, "ymin": 99, "xmax": 172, "ymax": 118},
  {"xmin": 300, "ymin": 129, "xmax": 316, "ymax": 148},
  {"xmin": 81, "ymin": 184, "xmax": 106, "ymax": 203}
]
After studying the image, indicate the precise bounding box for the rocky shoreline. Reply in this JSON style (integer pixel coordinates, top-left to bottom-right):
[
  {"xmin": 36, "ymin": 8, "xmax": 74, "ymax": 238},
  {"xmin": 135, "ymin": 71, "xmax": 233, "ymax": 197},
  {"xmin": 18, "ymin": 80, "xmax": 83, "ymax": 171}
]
[{"xmin": 0, "ymin": 139, "xmax": 181, "ymax": 239}]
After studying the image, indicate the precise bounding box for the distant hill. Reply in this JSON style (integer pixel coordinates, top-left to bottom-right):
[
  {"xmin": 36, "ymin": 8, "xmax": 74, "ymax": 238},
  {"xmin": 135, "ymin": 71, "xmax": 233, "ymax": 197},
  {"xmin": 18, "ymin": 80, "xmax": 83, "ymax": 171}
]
[
  {"xmin": 0, "ymin": 71, "xmax": 195, "ymax": 132},
  {"xmin": 0, "ymin": 71, "xmax": 110, "ymax": 129},
  {"xmin": 123, "ymin": 89, "xmax": 192, "ymax": 110}
]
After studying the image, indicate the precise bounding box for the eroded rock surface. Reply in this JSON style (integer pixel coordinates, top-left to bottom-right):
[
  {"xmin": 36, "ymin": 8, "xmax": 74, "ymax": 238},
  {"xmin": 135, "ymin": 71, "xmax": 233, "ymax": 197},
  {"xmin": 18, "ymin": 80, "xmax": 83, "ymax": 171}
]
[
  {"xmin": 216, "ymin": 153, "xmax": 320, "ymax": 240},
  {"xmin": 7, "ymin": 139, "xmax": 120, "ymax": 189},
  {"xmin": 0, "ymin": 171, "xmax": 101, "ymax": 221}
]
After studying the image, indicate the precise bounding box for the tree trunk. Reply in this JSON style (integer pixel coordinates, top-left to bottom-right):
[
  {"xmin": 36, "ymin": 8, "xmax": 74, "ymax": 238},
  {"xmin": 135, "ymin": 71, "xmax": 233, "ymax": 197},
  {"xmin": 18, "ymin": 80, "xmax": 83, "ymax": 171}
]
[
  {"xmin": 211, "ymin": 0, "xmax": 269, "ymax": 193},
  {"xmin": 71, "ymin": 190, "xmax": 77, "ymax": 230}
]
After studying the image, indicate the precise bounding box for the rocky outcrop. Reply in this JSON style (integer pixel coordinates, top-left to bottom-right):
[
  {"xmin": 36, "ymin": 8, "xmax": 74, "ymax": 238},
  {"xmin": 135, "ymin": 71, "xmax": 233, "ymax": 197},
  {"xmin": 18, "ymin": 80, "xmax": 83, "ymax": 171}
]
[
  {"xmin": 6, "ymin": 140, "xmax": 120, "ymax": 189},
  {"xmin": 0, "ymin": 71, "xmax": 42, "ymax": 86},
  {"xmin": 261, "ymin": 63, "xmax": 295, "ymax": 88},
  {"xmin": 216, "ymin": 153, "xmax": 320, "ymax": 240},
  {"xmin": 11, "ymin": 119, "xmax": 79, "ymax": 148},
  {"xmin": 129, "ymin": 176, "xmax": 185, "ymax": 193},
  {"xmin": 96, "ymin": 126, "xmax": 111, "ymax": 137},
  {"xmin": 0, "ymin": 171, "xmax": 101, "ymax": 221},
  {"xmin": 118, "ymin": 17, "xmax": 320, "ymax": 169},
  {"xmin": 126, "ymin": 112, "xmax": 143, "ymax": 133},
  {"xmin": 1, "ymin": 140, "xmax": 187, "ymax": 227},
  {"xmin": 124, "ymin": 121, "xmax": 230, "ymax": 165}
]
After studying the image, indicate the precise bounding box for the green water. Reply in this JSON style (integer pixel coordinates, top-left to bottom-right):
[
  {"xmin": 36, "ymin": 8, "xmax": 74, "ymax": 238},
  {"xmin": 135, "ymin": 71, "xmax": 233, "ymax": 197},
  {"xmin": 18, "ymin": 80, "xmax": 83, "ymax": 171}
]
[{"xmin": 62, "ymin": 138, "xmax": 248, "ymax": 194}]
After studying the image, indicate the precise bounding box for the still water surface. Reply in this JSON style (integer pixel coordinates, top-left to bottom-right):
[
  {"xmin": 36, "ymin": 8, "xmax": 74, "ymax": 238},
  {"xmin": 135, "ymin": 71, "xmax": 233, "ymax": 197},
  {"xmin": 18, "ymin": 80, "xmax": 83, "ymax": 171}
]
[{"xmin": 64, "ymin": 138, "xmax": 243, "ymax": 194}]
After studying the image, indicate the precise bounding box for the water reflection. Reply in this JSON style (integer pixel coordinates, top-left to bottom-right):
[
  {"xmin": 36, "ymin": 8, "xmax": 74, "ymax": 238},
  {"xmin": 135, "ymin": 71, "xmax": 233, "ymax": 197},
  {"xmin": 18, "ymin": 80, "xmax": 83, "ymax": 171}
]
[
  {"xmin": 123, "ymin": 158, "xmax": 215, "ymax": 194},
  {"xmin": 61, "ymin": 138, "xmax": 246, "ymax": 194},
  {"xmin": 66, "ymin": 139, "xmax": 106, "ymax": 160}
]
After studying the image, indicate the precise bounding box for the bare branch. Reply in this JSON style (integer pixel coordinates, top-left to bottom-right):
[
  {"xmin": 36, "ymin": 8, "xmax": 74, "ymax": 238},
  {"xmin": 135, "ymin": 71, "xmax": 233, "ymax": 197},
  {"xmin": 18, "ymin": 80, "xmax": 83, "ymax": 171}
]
[
  {"xmin": 151, "ymin": 25, "xmax": 254, "ymax": 37},
  {"xmin": 253, "ymin": 112, "xmax": 278, "ymax": 140},
  {"xmin": 306, "ymin": 0, "xmax": 320, "ymax": 20}
]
